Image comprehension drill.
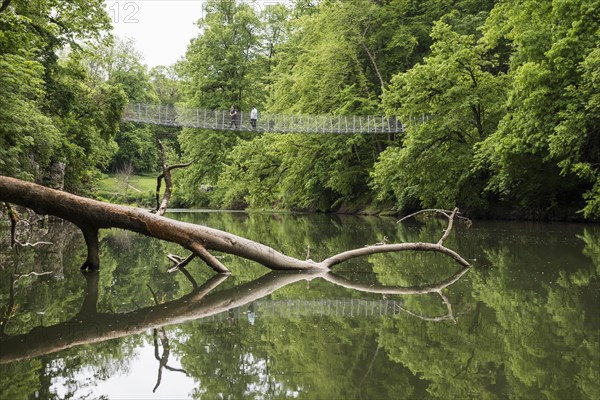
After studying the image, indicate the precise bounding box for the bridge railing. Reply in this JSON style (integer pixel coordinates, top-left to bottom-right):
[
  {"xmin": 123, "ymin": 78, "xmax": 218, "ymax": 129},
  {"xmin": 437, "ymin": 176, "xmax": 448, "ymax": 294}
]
[{"xmin": 122, "ymin": 103, "xmax": 410, "ymax": 134}]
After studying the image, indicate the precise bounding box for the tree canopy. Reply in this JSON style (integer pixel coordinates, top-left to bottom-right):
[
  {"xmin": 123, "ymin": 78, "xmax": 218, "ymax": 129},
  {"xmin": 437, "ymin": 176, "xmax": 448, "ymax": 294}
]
[
  {"xmin": 172, "ymin": 0, "xmax": 597, "ymax": 219},
  {"xmin": 0, "ymin": 0, "xmax": 126, "ymax": 191},
  {"xmin": 1, "ymin": 0, "xmax": 598, "ymax": 219}
]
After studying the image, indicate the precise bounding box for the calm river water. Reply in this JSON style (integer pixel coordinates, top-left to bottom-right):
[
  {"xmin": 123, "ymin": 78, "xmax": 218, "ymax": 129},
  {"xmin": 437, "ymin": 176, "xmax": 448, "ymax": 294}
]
[{"xmin": 0, "ymin": 212, "xmax": 598, "ymax": 399}]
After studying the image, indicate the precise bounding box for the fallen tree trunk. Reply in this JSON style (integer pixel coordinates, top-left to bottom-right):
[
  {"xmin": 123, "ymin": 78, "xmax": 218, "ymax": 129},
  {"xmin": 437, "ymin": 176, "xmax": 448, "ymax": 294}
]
[{"xmin": 0, "ymin": 176, "xmax": 470, "ymax": 273}]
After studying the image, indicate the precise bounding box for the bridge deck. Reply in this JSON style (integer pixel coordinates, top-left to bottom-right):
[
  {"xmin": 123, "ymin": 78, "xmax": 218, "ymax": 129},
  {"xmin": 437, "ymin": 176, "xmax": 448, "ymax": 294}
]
[{"xmin": 122, "ymin": 103, "xmax": 407, "ymax": 134}]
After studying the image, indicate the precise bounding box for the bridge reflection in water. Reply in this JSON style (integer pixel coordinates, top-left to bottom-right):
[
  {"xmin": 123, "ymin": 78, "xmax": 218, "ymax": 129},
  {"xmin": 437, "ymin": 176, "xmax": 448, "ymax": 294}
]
[
  {"xmin": 202, "ymin": 298, "xmax": 403, "ymax": 324},
  {"xmin": 122, "ymin": 103, "xmax": 414, "ymax": 135}
]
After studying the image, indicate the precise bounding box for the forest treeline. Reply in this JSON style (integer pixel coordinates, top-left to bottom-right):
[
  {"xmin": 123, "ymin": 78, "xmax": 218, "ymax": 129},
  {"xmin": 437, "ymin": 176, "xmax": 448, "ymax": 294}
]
[{"xmin": 1, "ymin": 0, "xmax": 598, "ymax": 220}]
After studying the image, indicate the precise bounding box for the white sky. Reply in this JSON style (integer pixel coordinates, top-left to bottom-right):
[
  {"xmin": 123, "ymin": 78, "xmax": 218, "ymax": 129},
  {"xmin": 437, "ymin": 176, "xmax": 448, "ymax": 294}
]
[
  {"xmin": 105, "ymin": 1, "xmax": 205, "ymax": 67},
  {"xmin": 105, "ymin": 1, "xmax": 289, "ymax": 68}
]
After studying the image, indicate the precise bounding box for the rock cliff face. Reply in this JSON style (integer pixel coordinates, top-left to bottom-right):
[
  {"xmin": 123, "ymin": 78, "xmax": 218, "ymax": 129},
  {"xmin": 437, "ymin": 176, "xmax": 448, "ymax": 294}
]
[{"xmin": 44, "ymin": 162, "xmax": 66, "ymax": 190}]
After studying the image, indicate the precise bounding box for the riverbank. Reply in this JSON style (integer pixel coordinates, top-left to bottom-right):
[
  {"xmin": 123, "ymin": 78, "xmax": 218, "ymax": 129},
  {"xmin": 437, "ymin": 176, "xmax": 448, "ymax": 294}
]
[{"xmin": 94, "ymin": 173, "xmax": 593, "ymax": 222}]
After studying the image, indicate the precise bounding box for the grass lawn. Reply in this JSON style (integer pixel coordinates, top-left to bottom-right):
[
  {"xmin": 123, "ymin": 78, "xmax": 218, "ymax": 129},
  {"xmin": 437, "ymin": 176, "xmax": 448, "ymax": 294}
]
[{"xmin": 97, "ymin": 173, "xmax": 157, "ymax": 205}]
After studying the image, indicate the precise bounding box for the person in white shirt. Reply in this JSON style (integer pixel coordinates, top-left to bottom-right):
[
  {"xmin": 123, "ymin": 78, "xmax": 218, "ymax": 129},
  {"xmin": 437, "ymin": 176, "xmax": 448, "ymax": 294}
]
[{"xmin": 250, "ymin": 106, "xmax": 258, "ymax": 129}]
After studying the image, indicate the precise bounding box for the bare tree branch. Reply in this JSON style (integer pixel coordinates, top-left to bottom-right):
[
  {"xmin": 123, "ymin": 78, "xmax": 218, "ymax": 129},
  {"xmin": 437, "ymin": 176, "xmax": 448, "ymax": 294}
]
[
  {"xmin": 166, "ymin": 253, "xmax": 196, "ymax": 272},
  {"xmin": 155, "ymin": 139, "xmax": 192, "ymax": 216},
  {"xmin": 165, "ymin": 254, "xmax": 200, "ymax": 287},
  {"xmin": 361, "ymin": 41, "xmax": 384, "ymax": 90},
  {"xmin": 4, "ymin": 203, "xmax": 54, "ymax": 250},
  {"xmin": 360, "ymin": 16, "xmax": 384, "ymax": 91},
  {"xmin": 398, "ymin": 208, "xmax": 471, "ymax": 225},
  {"xmin": 395, "ymin": 290, "xmax": 456, "ymax": 323},
  {"xmin": 175, "ymin": 267, "xmax": 198, "ymax": 289},
  {"xmin": 321, "ymin": 266, "xmax": 470, "ymax": 295},
  {"xmin": 147, "ymin": 286, "xmax": 189, "ymax": 393},
  {"xmin": 13, "ymin": 240, "xmax": 54, "ymax": 248},
  {"xmin": 438, "ymin": 207, "xmax": 458, "ymax": 245},
  {"xmin": 398, "ymin": 207, "xmax": 472, "ymax": 246},
  {"xmin": 320, "ymin": 242, "xmax": 470, "ymax": 269},
  {"xmin": 189, "ymin": 242, "xmax": 230, "ymax": 274},
  {"xmin": 13, "ymin": 271, "xmax": 53, "ymax": 281}
]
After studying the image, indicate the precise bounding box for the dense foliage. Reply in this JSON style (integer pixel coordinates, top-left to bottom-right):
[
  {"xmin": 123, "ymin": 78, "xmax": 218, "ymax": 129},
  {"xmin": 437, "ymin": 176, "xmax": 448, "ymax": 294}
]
[
  {"xmin": 0, "ymin": 0, "xmax": 125, "ymax": 192},
  {"xmin": 0, "ymin": 1, "xmax": 176, "ymax": 192},
  {"xmin": 174, "ymin": 0, "xmax": 598, "ymax": 220},
  {"xmin": 1, "ymin": 0, "xmax": 598, "ymax": 219}
]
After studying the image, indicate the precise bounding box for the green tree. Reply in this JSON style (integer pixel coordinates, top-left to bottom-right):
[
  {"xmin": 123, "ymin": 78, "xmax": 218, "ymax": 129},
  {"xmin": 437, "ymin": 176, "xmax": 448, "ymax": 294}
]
[
  {"xmin": 180, "ymin": 0, "xmax": 262, "ymax": 109},
  {"xmin": 0, "ymin": 0, "xmax": 126, "ymax": 191},
  {"xmin": 150, "ymin": 65, "xmax": 181, "ymax": 105},
  {"xmin": 474, "ymin": 0, "xmax": 600, "ymax": 219},
  {"xmin": 375, "ymin": 21, "xmax": 505, "ymax": 212},
  {"xmin": 0, "ymin": 52, "xmax": 58, "ymax": 179},
  {"xmin": 84, "ymin": 37, "xmax": 165, "ymax": 175},
  {"xmin": 217, "ymin": 0, "xmax": 391, "ymax": 211},
  {"xmin": 86, "ymin": 37, "xmax": 157, "ymax": 104},
  {"xmin": 177, "ymin": 0, "xmax": 266, "ymax": 205},
  {"xmin": 46, "ymin": 54, "xmax": 126, "ymax": 190},
  {"xmin": 110, "ymin": 123, "xmax": 159, "ymax": 173},
  {"xmin": 267, "ymin": 0, "xmax": 379, "ymax": 114},
  {"xmin": 218, "ymin": 132, "xmax": 374, "ymax": 210}
]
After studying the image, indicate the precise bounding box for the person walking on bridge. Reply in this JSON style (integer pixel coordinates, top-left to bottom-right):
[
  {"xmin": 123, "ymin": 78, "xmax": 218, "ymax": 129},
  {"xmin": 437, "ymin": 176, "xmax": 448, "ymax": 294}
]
[
  {"xmin": 250, "ymin": 106, "xmax": 258, "ymax": 129},
  {"xmin": 229, "ymin": 105, "xmax": 238, "ymax": 129}
]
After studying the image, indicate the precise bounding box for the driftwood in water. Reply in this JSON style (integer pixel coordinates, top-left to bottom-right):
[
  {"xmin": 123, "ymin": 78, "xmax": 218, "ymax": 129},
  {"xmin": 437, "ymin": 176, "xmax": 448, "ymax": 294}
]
[
  {"xmin": 0, "ymin": 267, "xmax": 470, "ymax": 364},
  {"xmin": 0, "ymin": 176, "xmax": 470, "ymax": 273}
]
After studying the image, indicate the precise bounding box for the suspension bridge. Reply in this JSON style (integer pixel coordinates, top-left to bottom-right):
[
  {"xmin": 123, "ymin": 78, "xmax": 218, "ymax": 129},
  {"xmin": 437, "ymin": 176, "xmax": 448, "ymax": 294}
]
[{"xmin": 122, "ymin": 103, "xmax": 418, "ymax": 135}]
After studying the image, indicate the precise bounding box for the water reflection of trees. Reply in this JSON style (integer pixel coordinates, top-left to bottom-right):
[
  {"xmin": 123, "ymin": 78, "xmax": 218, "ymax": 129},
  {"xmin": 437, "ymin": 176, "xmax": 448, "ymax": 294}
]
[
  {"xmin": 377, "ymin": 227, "xmax": 600, "ymax": 400},
  {"xmin": 0, "ymin": 266, "xmax": 470, "ymax": 365},
  {"xmin": 0, "ymin": 262, "xmax": 469, "ymax": 398},
  {"xmin": 1, "ymin": 216, "xmax": 598, "ymax": 399}
]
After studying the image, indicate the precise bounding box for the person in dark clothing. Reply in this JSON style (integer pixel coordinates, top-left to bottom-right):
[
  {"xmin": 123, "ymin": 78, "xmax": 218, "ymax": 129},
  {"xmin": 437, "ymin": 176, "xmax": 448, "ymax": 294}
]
[{"xmin": 229, "ymin": 105, "xmax": 238, "ymax": 129}]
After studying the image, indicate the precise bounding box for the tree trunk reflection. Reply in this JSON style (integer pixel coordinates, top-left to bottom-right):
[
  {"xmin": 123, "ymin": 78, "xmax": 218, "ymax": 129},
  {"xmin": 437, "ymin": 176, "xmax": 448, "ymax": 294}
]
[{"xmin": 0, "ymin": 267, "xmax": 469, "ymax": 364}]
